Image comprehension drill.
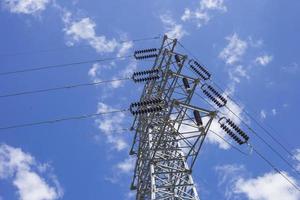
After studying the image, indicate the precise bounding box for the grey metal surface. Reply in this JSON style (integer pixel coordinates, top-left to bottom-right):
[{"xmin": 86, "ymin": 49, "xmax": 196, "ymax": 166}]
[{"xmin": 130, "ymin": 35, "xmax": 216, "ymax": 200}]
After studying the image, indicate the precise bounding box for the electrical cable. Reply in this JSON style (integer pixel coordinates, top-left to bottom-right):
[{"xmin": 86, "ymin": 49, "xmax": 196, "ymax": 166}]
[
  {"xmin": 0, "ymin": 77, "xmax": 130, "ymax": 98},
  {"xmin": 0, "ymin": 109, "xmax": 128, "ymax": 131},
  {"xmin": 210, "ymin": 124, "xmax": 300, "ymax": 192},
  {"xmin": 209, "ymin": 130, "xmax": 249, "ymax": 156},
  {"xmin": 224, "ymin": 104, "xmax": 300, "ymax": 175},
  {"xmin": 251, "ymin": 145, "xmax": 300, "ymax": 192},
  {"xmin": 177, "ymin": 41, "xmax": 298, "ymax": 173},
  {"xmin": 194, "ymin": 91, "xmax": 227, "ymax": 116},
  {"xmin": 178, "ymin": 40, "xmax": 293, "ymax": 155},
  {"xmin": 0, "ymin": 55, "xmax": 133, "ymax": 76},
  {"xmin": 195, "ymin": 87, "xmax": 299, "ymax": 175},
  {"xmin": 212, "ymin": 80, "xmax": 295, "ymax": 158},
  {"xmin": 0, "ymin": 35, "xmax": 161, "ymax": 57},
  {"xmin": 195, "ymin": 89, "xmax": 300, "ymax": 175}
]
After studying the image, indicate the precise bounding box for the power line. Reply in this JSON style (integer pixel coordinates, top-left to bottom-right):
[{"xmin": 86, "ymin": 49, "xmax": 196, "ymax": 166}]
[
  {"xmin": 178, "ymin": 40, "xmax": 293, "ymax": 155},
  {"xmin": 224, "ymin": 104, "xmax": 300, "ymax": 176},
  {"xmin": 196, "ymin": 86, "xmax": 300, "ymax": 176},
  {"xmin": 251, "ymin": 146, "xmax": 300, "ymax": 192},
  {"xmin": 194, "ymin": 91, "xmax": 227, "ymax": 116},
  {"xmin": 0, "ymin": 77, "xmax": 130, "ymax": 98},
  {"xmin": 0, "ymin": 55, "xmax": 132, "ymax": 76},
  {"xmin": 177, "ymin": 41, "xmax": 298, "ymax": 174},
  {"xmin": 210, "ymin": 121, "xmax": 299, "ymax": 192},
  {"xmin": 193, "ymin": 91, "xmax": 249, "ymax": 156},
  {"xmin": 212, "ymin": 80, "xmax": 295, "ymax": 158},
  {"xmin": 196, "ymin": 87, "xmax": 299, "ymax": 175},
  {"xmin": 0, "ymin": 35, "xmax": 161, "ymax": 57},
  {"xmin": 209, "ymin": 130, "xmax": 249, "ymax": 156},
  {"xmin": 0, "ymin": 109, "xmax": 128, "ymax": 131}
]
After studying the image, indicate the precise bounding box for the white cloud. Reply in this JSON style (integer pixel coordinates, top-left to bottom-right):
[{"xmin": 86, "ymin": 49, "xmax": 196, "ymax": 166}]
[
  {"xmin": 260, "ymin": 109, "xmax": 267, "ymax": 119},
  {"xmin": 95, "ymin": 102, "xmax": 128, "ymax": 151},
  {"xmin": 88, "ymin": 63, "xmax": 101, "ymax": 82},
  {"xmin": 109, "ymin": 60, "xmax": 137, "ymax": 89},
  {"xmin": 125, "ymin": 191, "xmax": 135, "ymax": 200},
  {"xmin": 259, "ymin": 108, "xmax": 278, "ymax": 119},
  {"xmin": 271, "ymin": 108, "xmax": 277, "ymax": 116},
  {"xmin": 116, "ymin": 157, "xmax": 135, "ymax": 174},
  {"xmin": 181, "ymin": 0, "xmax": 227, "ymax": 27},
  {"xmin": 181, "ymin": 8, "xmax": 210, "ymax": 27},
  {"xmin": 235, "ymin": 172, "xmax": 300, "ymax": 200},
  {"xmin": 87, "ymin": 62, "xmax": 115, "ymax": 83},
  {"xmin": 216, "ymin": 164, "xmax": 300, "ymax": 200},
  {"xmin": 220, "ymin": 34, "xmax": 272, "ymax": 84},
  {"xmin": 219, "ymin": 33, "xmax": 248, "ymax": 65},
  {"xmin": 3, "ymin": 0, "xmax": 50, "ymax": 14},
  {"xmin": 117, "ymin": 41, "xmax": 133, "ymax": 58},
  {"xmin": 0, "ymin": 144, "xmax": 63, "ymax": 200},
  {"xmin": 60, "ymin": 8, "xmax": 134, "ymax": 55},
  {"xmin": 88, "ymin": 60, "xmax": 136, "ymax": 91},
  {"xmin": 201, "ymin": 0, "xmax": 227, "ymax": 11},
  {"xmin": 64, "ymin": 17, "xmax": 118, "ymax": 53},
  {"xmin": 215, "ymin": 164, "xmax": 246, "ymax": 199},
  {"xmin": 96, "ymin": 102, "xmax": 124, "ymax": 134},
  {"xmin": 228, "ymin": 65, "xmax": 250, "ymax": 83},
  {"xmin": 112, "ymin": 138, "xmax": 128, "ymax": 151},
  {"xmin": 120, "ymin": 60, "xmax": 137, "ymax": 77},
  {"xmin": 160, "ymin": 14, "xmax": 187, "ymax": 40},
  {"xmin": 255, "ymin": 55, "xmax": 273, "ymax": 66},
  {"xmin": 105, "ymin": 157, "xmax": 135, "ymax": 184},
  {"xmin": 248, "ymin": 37, "xmax": 264, "ymax": 48},
  {"xmin": 211, "ymin": 34, "xmax": 262, "ymax": 149},
  {"xmin": 215, "ymin": 164, "xmax": 245, "ymax": 185}
]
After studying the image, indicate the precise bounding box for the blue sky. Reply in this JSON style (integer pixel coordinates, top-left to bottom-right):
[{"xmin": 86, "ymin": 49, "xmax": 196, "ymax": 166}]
[{"xmin": 0, "ymin": 0, "xmax": 300, "ymax": 199}]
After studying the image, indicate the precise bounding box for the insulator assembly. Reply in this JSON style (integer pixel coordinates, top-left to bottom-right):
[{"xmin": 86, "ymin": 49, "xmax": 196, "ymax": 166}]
[
  {"xmin": 193, "ymin": 110, "xmax": 203, "ymax": 126},
  {"xmin": 175, "ymin": 54, "xmax": 181, "ymax": 63},
  {"xmin": 134, "ymin": 48, "xmax": 158, "ymax": 60},
  {"xmin": 188, "ymin": 59, "xmax": 211, "ymax": 81},
  {"xmin": 130, "ymin": 98, "xmax": 164, "ymax": 116},
  {"xmin": 201, "ymin": 84, "xmax": 227, "ymax": 107},
  {"xmin": 174, "ymin": 54, "xmax": 184, "ymax": 67},
  {"xmin": 182, "ymin": 78, "xmax": 191, "ymax": 92},
  {"xmin": 132, "ymin": 69, "xmax": 160, "ymax": 83},
  {"xmin": 218, "ymin": 117, "xmax": 249, "ymax": 145}
]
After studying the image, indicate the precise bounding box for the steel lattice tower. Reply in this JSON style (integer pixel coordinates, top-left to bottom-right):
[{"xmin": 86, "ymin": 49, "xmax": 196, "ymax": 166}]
[
  {"xmin": 129, "ymin": 36, "xmax": 216, "ymax": 200},
  {"xmin": 126, "ymin": 34, "xmax": 295, "ymax": 199}
]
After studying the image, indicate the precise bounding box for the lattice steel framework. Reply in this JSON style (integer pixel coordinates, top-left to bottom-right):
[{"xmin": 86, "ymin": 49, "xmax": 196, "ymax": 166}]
[{"xmin": 130, "ymin": 35, "xmax": 216, "ymax": 200}]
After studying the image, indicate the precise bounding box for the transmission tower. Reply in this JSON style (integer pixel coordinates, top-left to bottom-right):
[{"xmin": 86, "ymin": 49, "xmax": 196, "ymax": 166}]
[
  {"xmin": 129, "ymin": 34, "xmax": 251, "ymax": 199},
  {"xmin": 128, "ymin": 35, "xmax": 219, "ymax": 199}
]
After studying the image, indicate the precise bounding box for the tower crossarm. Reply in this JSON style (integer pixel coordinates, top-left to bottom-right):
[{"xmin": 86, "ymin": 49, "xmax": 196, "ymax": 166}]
[{"xmin": 129, "ymin": 35, "xmax": 217, "ymax": 200}]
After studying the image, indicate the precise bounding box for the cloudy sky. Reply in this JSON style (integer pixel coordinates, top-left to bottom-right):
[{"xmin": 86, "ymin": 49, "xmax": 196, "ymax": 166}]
[{"xmin": 0, "ymin": 0, "xmax": 300, "ymax": 199}]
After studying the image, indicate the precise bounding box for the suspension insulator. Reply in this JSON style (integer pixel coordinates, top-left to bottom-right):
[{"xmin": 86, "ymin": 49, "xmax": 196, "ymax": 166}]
[
  {"xmin": 174, "ymin": 54, "xmax": 181, "ymax": 65},
  {"xmin": 134, "ymin": 48, "xmax": 158, "ymax": 60},
  {"xmin": 182, "ymin": 78, "xmax": 191, "ymax": 92},
  {"xmin": 193, "ymin": 110, "xmax": 203, "ymax": 126},
  {"xmin": 130, "ymin": 98, "xmax": 164, "ymax": 115},
  {"xmin": 219, "ymin": 117, "xmax": 249, "ymax": 145},
  {"xmin": 226, "ymin": 119, "xmax": 249, "ymax": 143},
  {"xmin": 201, "ymin": 84, "xmax": 227, "ymax": 107},
  {"xmin": 131, "ymin": 106, "xmax": 162, "ymax": 116},
  {"xmin": 132, "ymin": 69, "xmax": 160, "ymax": 83},
  {"xmin": 188, "ymin": 59, "xmax": 211, "ymax": 80},
  {"xmin": 220, "ymin": 124, "xmax": 243, "ymax": 145}
]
